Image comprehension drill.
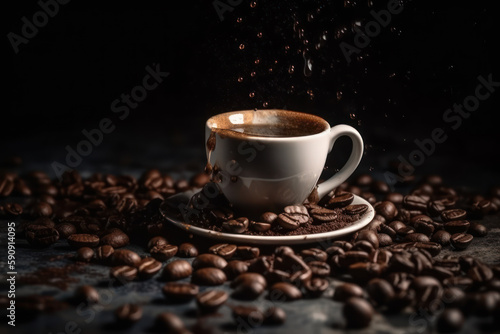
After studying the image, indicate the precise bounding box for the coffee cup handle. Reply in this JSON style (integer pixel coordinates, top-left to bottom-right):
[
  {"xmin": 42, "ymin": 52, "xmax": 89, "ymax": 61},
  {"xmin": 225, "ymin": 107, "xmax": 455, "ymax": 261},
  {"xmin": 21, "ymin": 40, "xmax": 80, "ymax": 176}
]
[{"xmin": 317, "ymin": 125, "xmax": 364, "ymax": 200}]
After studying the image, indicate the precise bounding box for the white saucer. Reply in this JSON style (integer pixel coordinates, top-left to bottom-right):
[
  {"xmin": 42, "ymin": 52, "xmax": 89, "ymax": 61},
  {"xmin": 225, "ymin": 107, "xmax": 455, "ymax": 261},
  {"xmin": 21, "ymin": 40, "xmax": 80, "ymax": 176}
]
[{"xmin": 159, "ymin": 190, "xmax": 375, "ymax": 245}]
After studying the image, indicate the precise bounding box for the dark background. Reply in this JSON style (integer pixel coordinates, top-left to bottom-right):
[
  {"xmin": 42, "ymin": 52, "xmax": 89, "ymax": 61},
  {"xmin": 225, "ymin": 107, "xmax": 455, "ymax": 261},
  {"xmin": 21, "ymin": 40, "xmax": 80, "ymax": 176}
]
[{"xmin": 3, "ymin": 0, "xmax": 500, "ymax": 188}]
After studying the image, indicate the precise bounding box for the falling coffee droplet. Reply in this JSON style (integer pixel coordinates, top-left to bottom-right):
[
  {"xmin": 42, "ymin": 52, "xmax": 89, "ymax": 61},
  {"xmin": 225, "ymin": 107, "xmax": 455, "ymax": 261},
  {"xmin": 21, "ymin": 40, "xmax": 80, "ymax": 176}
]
[
  {"xmin": 239, "ymin": 44, "xmax": 245, "ymax": 50},
  {"xmin": 350, "ymin": 113, "xmax": 356, "ymax": 120},
  {"xmin": 250, "ymin": 1, "xmax": 257, "ymax": 8},
  {"xmin": 257, "ymin": 32, "xmax": 263, "ymax": 38},
  {"xmin": 255, "ymin": 58, "xmax": 260, "ymax": 64},
  {"xmin": 238, "ymin": 77, "xmax": 243, "ymax": 83},
  {"xmin": 303, "ymin": 51, "xmax": 313, "ymax": 77},
  {"xmin": 237, "ymin": 17, "xmax": 242, "ymax": 23},
  {"xmin": 336, "ymin": 91, "xmax": 343, "ymax": 101},
  {"xmin": 263, "ymin": 102, "xmax": 268, "ymax": 107},
  {"xmin": 251, "ymin": 72, "xmax": 256, "ymax": 77},
  {"xmin": 288, "ymin": 65, "xmax": 295, "ymax": 74},
  {"xmin": 249, "ymin": 92, "xmax": 255, "ymax": 98}
]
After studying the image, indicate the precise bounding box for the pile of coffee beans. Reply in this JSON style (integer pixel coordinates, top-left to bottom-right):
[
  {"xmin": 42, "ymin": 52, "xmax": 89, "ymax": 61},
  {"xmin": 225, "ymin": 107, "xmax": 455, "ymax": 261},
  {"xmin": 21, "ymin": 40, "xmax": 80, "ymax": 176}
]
[{"xmin": 1, "ymin": 169, "xmax": 500, "ymax": 332}]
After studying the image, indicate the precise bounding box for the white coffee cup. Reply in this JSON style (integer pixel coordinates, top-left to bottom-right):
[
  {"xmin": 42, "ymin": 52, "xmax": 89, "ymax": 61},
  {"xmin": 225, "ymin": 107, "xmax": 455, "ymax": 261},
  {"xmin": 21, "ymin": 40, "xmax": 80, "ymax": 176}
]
[{"xmin": 205, "ymin": 109, "xmax": 363, "ymax": 211}]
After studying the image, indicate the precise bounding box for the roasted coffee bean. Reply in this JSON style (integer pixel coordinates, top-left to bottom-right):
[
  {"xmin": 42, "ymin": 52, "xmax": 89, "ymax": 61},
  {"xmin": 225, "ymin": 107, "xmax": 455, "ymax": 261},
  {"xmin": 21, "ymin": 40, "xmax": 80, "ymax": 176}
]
[
  {"xmin": 300, "ymin": 248, "xmax": 327, "ymax": 262},
  {"xmin": 427, "ymin": 200, "xmax": 448, "ymax": 217},
  {"xmin": 343, "ymin": 297, "xmax": 373, "ymax": 328},
  {"xmin": 304, "ymin": 277, "xmax": 329, "ymax": 298},
  {"xmin": 147, "ymin": 236, "xmax": 168, "ymax": 250},
  {"xmin": 349, "ymin": 262, "xmax": 384, "ymax": 282},
  {"xmin": 411, "ymin": 276, "xmax": 443, "ymax": 312},
  {"xmin": 338, "ymin": 251, "xmax": 369, "ymax": 268},
  {"xmin": 309, "ymin": 206, "xmax": 338, "ymax": 223},
  {"xmin": 29, "ymin": 201, "xmax": 53, "ymax": 218},
  {"xmin": 231, "ymin": 273, "xmax": 267, "ymax": 300},
  {"xmin": 190, "ymin": 172, "xmax": 210, "ymax": 188},
  {"xmin": 67, "ymin": 234, "xmax": 99, "ymax": 248},
  {"xmin": 356, "ymin": 229, "xmax": 380, "ymax": 249},
  {"xmin": 385, "ymin": 192, "xmax": 404, "ymax": 205},
  {"xmin": 331, "ymin": 241, "xmax": 353, "ymax": 251},
  {"xmin": 162, "ymin": 282, "xmax": 199, "ymax": 302},
  {"xmin": 26, "ymin": 226, "xmax": 59, "ymax": 247},
  {"xmin": 94, "ymin": 245, "xmax": 114, "ymax": 263},
  {"xmin": 269, "ymin": 282, "xmax": 302, "ymax": 301},
  {"xmin": 3, "ymin": 203, "xmax": 23, "ymax": 216},
  {"xmin": 209, "ymin": 207, "xmax": 234, "ymax": 223},
  {"xmin": 177, "ymin": 243, "xmax": 198, "ymax": 257},
  {"xmin": 260, "ymin": 211, "xmax": 278, "ymax": 224},
  {"xmin": 443, "ymin": 277, "xmax": 474, "ymax": 290},
  {"xmin": 247, "ymin": 256, "xmax": 273, "ymax": 274},
  {"xmin": 192, "ymin": 268, "xmax": 227, "ymax": 286},
  {"xmin": 56, "ymin": 223, "xmax": 77, "ymax": 239},
  {"xmin": 403, "ymin": 195, "xmax": 428, "ymax": 211},
  {"xmin": 386, "ymin": 272, "xmax": 413, "ymax": 292},
  {"xmin": 232, "ymin": 305, "xmax": 264, "ymax": 327},
  {"xmin": 332, "ymin": 283, "xmax": 364, "ymax": 302},
  {"xmin": 154, "ymin": 312, "xmax": 186, "ymax": 333},
  {"xmin": 355, "ymin": 173, "xmax": 373, "ymax": 186},
  {"xmin": 224, "ymin": 260, "xmax": 249, "ymax": 279},
  {"xmin": 74, "ymin": 285, "xmax": 99, "ymax": 305},
  {"xmin": 371, "ymin": 180, "xmax": 390, "ymax": 194},
  {"xmin": 209, "ymin": 243, "xmax": 237, "ymax": 259},
  {"xmin": 378, "ymin": 233, "xmax": 393, "ymax": 247},
  {"xmin": 467, "ymin": 263, "xmax": 494, "ymax": 283},
  {"xmin": 110, "ymin": 249, "xmax": 141, "ymax": 267},
  {"xmin": 0, "ymin": 175, "xmax": 15, "ymax": 197},
  {"xmin": 308, "ymin": 261, "xmax": 331, "ymax": 277},
  {"xmin": 450, "ymin": 233, "xmax": 473, "ymax": 250},
  {"xmin": 431, "ymin": 230, "xmax": 451, "ymax": 246},
  {"xmin": 325, "ymin": 246, "xmax": 345, "ymax": 259},
  {"xmin": 380, "ymin": 224, "xmax": 397, "ymax": 238},
  {"xmin": 361, "ymin": 192, "xmax": 377, "ymax": 204},
  {"xmin": 369, "ymin": 249, "xmax": 393, "ymax": 265},
  {"xmin": 326, "ymin": 192, "xmax": 354, "ymax": 208},
  {"xmin": 250, "ymin": 220, "xmax": 272, "ymax": 232},
  {"xmin": 469, "ymin": 222, "xmax": 488, "ymax": 237},
  {"xmin": 110, "ymin": 265, "xmax": 137, "ymax": 282},
  {"xmin": 161, "ymin": 260, "xmax": 192, "ymax": 281},
  {"xmin": 424, "ymin": 266, "xmax": 455, "ymax": 280},
  {"xmin": 444, "ymin": 220, "xmax": 470, "ymax": 234},
  {"xmin": 100, "ymin": 229, "xmax": 129, "ymax": 248},
  {"xmin": 277, "ymin": 205, "xmax": 309, "ymax": 230},
  {"xmin": 345, "ymin": 204, "xmax": 369, "ymax": 215},
  {"xmin": 196, "ymin": 290, "xmax": 228, "ymax": 313},
  {"xmin": 264, "ymin": 307, "xmax": 287, "ymax": 325},
  {"xmin": 150, "ymin": 244, "xmax": 178, "ymax": 261},
  {"xmin": 222, "ymin": 217, "xmax": 249, "ymax": 233},
  {"xmin": 404, "ymin": 233, "xmax": 430, "ymax": 242},
  {"xmin": 434, "ymin": 258, "xmax": 461, "ymax": 275},
  {"xmin": 441, "ymin": 209, "xmax": 466, "ymax": 222},
  {"xmin": 236, "ymin": 246, "xmax": 260, "ymax": 260},
  {"xmin": 442, "ymin": 287, "xmax": 467, "ymax": 308},
  {"xmin": 471, "ymin": 199, "xmax": 492, "ymax": 216},
  {"xmin": 366, "ymin": 278, "xmax": 395, "ymax": 306},
  {"xmin": 192, "ymin": 253, "xmax": 227, "ymax": 270},
  {"xmin": 76, "ymin": 247, "xmax": 94, "ymax": 262},
  {"xmin": 388, "ymin": 220, "xmax": 406, "ymax": 232},
  {"xmin": 397, "ymin": 226, "xmax": 415, "ymax": 237},
  {"xmin": 436, "ymin": 308, "xmax": 464, "ymax": 333},
  {"xmin": 351, "ymin": 240, "xmax": 375, "ymax": 253},
  {"xmin": 413, "ymin": 218, "xmax": 435, "ymax": 237},
  {"xmin": 115, "ymin": 303, "xmax": 142, "ymax": 324},
  {"xmin": 137, "ymin": 257, "xmax": 162, "ymax": 278},
  {"xmin": 374, "ymin": 201, "xmax": 398, "ymax": 221}
]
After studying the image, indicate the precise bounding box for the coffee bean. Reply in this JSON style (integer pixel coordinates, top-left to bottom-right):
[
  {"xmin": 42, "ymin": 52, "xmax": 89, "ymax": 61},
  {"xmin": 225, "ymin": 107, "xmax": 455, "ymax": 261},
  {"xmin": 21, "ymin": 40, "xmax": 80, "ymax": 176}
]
[
  {"xmin": 404, "ymin": 233, "xmax": 430, "ymax": 242},
  {"xmin": 161, "ymin": 260, "xmax": 192, "ymax": 281},
  {"xmin": 304, "ymin": 277, "xmax": 329, "ymax": 298},
  {"xmin": 345, "ymin": 204, "xmax": 369, "ymax": 215},
  {"xmin": 137, "ymin": 257, "xmax": 162, "ymax": 279},
  {"xmin": 380, "ymin": 224, "xmax": 397, "ymax": 238},
  {"xmin": 56, "ymin": 223, "xmax": 77, "ymax": 239},
  {"xmin": 109, "ymin": 249, "xmax": 140, "ymax": 267},
  {"xmin": 3, "ymin": 203, "xmax": 23, "ymax": 216},
  {"xmin": 356, "ymin": 229, "xmax": 380, "ymax": 249},
  {"xmin": 162, "ymin": 282, "xmax": 199, "ymax": 302},
  {"xmin": 361, "ymin": 192, "xmax": 377, "ymax": 204},
  {"xmin": 209, "ymin": 207, "xmax": 234, "ymax": 223},
  {"xmin": 231, "ymin": 273, "xmax": 267, "ymax": 300},
  {"xmin": 209, "ymin": 243, "xmax": 237, "ymax": 259},
  {"xmin": 326, "ymin": 192, "xmax": 354, "ymax": 209},
  {"xmin": 147, "ymin": 236, "xmax": 168, "ymax": 250},
  {"xmin": 469, "ymin": 222, "xmax": 487, "ymax": 237},
  {"xmin": 378, "ymin": 233, "xmax": 393, "ymax": 247},
  {"xmin": 388, "ymin": 220, "xmax": 406, "ymax": 232},
  {"xmin": 26, "ymin": 226, "xmax": 59, "ymax": 247},
  {"xmin": 235, "ymin": 246, "xmax": 260, "ymax": 260},
  {"xmin": 260, "ymin": 212, "xmax": 278, "ymax": 224},
  {"xmin": 192, "ymin": 254, "xmax": 227, "ymax": 270},
  {"xmin": 67, "ymin": 234, "xmax": 99, "ymax": 248},
  {"xmin": 308, "ymin": 261, "xmax": 331, "ymax": 277},
  {"xmin": 223, "ymin": 260, "xmax": 248, "ymax": 280},
  {"xmin": 442, "ymin": 287, "xmax": 467, "ymax": 308},
  {"xmin": 385, "ymin": 192, "xmax": 404, "ymax": 204},
  {"xmin": 222, "ymin": 217, "xmax": 249, "ymax": 233},
  {"xmin": 76, "ymin": 247, "xmax": 94, "ymax": 262},
  {"xmin": 331, "ymin": 241, "xmax": 353, "ymax": 251},
  {"xmin": 333, "ymin": 283, "xmax": 364, "ymax": 302},
  {"xmin": 338, "ymin": 251, "xmax": 369, "ymax": 268},
  {"xmin": 115, "ymin": 303, "xmax": 142, "ymax": 324},
  {"xmin": 100, "ymin": 229, "xmax": 129, "ymax": 248},
  {"xmin": 94, "ymin": 245, "xmax": 114, "ymax": 263},
  {"xmin": 110, "ymin": 265, "xmax": 137, "ymax": 282},
  {"xmin": 366, "ymin": 278, "xmax": 395, "ymax": 306},
  {"xmin": 431, "ymin": 230, "xmax": 451, "ymax": 246},
  {"xmin": 355, "ymin": 173, "xmax": 373, "ymax": 187},
  {"xmin": 74, "ymin": 285, "xmax": 99, "ymax": 305},
  {"xmin": 373, "ymin": 201, "xmax": 397, "ymax": 221},
  {"xmin": 309, "ymin": 206, "xmax": 338, "ymax": 223},
  {"xmin": 177, "ymin": 243, "xmax": 198, "ymax": 257},
  {"xmin": 441, "ymin": 209, "xmax": 467, "ymax": 222},
  {"xmin": 192, "ymin": 268, "xmax": 227, "ymax": 286},
  {"xmin": 232, "ymin": 305, "xmax": 264, "ymax": 328},
  {"xmin": 444, "ymin": 220, "xmax": 470, "ymax": 234},
  {"xmin": 154, "ymin": 312, "xmax": 186, "ymax": 333},
  {"xmin": 351, "ymin": 240, "xmax": 375, "ymax": 254},
  {"xmin": 0, "ymin": 175, "xmax": 15, "ymax": 197},
  {"xmin": 436, "ymin": 308, "xmax": 464, "ymax": 333},
  {"xmin": 264, "ymin": 306, "xmax": 286, "ymax": 325},
  {"xmin": 277, "ymin": 205, "xmax": 309, "ymax": 230},
  {"xmin": 343, "ymin": 297, "xmax": 373, "ymax": 328},
  {"xmin": 269, "ymin": 282, "xmax": 302, "ymax": 301},
  {"xmin": 397, "ymin": 226, "xmax": 415, "ymax": 237},
  {"xmin": 403, "ymin": 195, "xmax": 428, "ymax": 211},
  {"xmin": 411, "ymin": 276, "xmax": 443, "ymax": 312},
  {"xmin": 196, "ymin": 290, "xmax": 228, "ymax": 313},
  {"xmin": 30, "ymin": 201, "xmax": 53, "ymax": 218},
  {"xmin": 150, "ymin": 244, "xmax": 178, "ymax": 261},
  {"xmin": 250, "ymin": 220, "xmax": 272, "ymax": 232},
  {"xmin": 450, "ymin": 233, "xmax": 473, "ymax": 250},
  {"xmin": 471, "ymin": 199, "xmax": 492, "ymax": 216},
  {"xmin": 300, "ymin": 248, "xmax": 327, "ymax": 262},
  {"xmin": 467, "ymin": 263, "xmax": 494, "ymax": 283}
]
